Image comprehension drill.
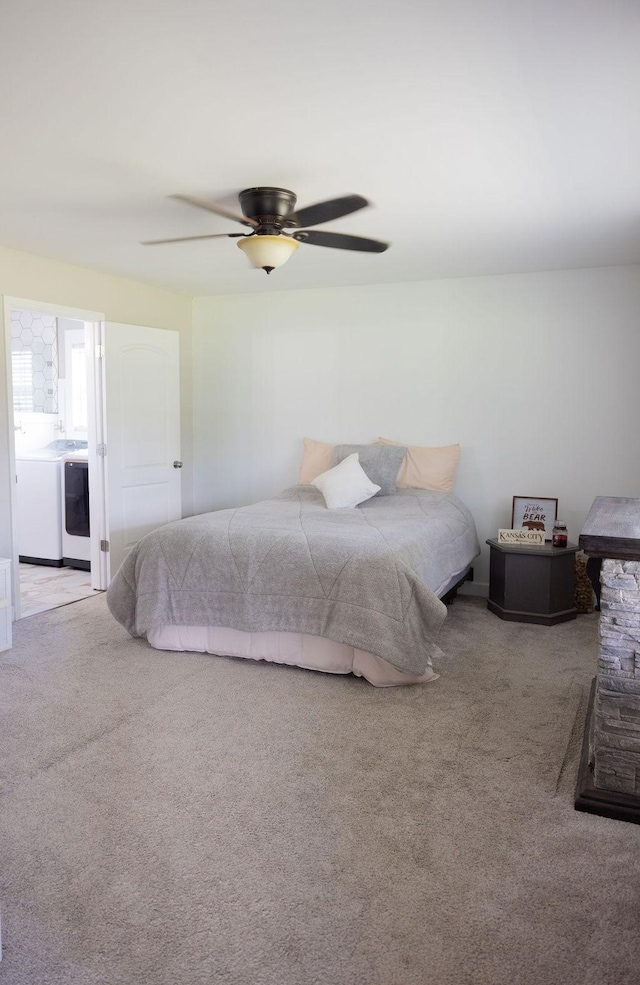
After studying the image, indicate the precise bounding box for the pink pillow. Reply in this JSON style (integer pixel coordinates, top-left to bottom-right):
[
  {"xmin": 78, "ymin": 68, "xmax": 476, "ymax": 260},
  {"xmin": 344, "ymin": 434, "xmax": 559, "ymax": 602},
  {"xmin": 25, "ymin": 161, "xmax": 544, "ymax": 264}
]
[
  {"xmin": 298, "ymin": 437, "xmax": 335, "ymax": 484},
  {"xmin": 375, "ymin": 438, "xmax": 460, "ymax": 492}
]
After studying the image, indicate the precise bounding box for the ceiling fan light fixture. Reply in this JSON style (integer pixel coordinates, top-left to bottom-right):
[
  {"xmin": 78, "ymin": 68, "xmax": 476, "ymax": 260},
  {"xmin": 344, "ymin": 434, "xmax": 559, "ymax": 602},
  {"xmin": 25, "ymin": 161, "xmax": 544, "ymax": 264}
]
[{"xmin": 237, "ymin": 234, "xmax": 300, "ymax": 274}]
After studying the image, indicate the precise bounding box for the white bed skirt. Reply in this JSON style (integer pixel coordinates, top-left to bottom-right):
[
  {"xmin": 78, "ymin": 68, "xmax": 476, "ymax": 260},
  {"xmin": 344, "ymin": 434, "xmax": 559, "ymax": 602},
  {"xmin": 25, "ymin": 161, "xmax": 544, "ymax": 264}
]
[{"xmin": 147, "ymin": 625, "xmax": 439, "ymax": 688}]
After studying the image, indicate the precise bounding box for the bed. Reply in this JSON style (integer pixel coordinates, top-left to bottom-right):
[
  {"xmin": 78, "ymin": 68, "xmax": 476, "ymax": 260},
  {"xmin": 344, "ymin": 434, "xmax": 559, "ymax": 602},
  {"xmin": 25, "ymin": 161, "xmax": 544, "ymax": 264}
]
[{"xmin": 106, "ymin": 483, "xmax": 480, "ymax": 687}]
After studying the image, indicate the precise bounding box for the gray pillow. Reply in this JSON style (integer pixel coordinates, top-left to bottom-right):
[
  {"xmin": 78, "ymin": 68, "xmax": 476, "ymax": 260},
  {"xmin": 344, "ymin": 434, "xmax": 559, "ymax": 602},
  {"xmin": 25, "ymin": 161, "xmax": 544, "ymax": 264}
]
[{"xmin": 330, "ymin": 444, "xmax": 407, "ymax": 496}]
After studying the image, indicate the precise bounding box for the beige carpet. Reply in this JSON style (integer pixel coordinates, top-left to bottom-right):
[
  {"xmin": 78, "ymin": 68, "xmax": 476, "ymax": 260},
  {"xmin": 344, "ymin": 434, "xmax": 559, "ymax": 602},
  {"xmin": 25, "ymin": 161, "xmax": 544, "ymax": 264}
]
[{"xmin": 1, "ymin": 594, "xmax": 639, "ymax": 985}]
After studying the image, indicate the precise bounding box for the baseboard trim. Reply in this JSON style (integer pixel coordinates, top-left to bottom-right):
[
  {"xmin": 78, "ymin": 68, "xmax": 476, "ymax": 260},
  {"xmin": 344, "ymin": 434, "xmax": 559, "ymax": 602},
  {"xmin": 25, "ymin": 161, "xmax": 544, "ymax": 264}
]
[
  {"xmin": 19, "ymin": 556, "xmax": 64, "ymax": 567},
  {"xmin": 458, "ymin": 581, "xmax": 489, "ymax": 598},
  {"xmin": 62, "ymin": 558, "xmax": 91, "ymax": 572}
]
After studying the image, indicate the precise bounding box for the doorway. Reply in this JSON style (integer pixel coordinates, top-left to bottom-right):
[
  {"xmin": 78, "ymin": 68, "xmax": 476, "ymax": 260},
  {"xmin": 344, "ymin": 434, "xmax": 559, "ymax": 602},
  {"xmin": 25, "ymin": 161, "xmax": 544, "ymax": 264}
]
[
  {"xmin": 4, "ymin": 301, "xmax": 183, "ymax": 621},
  {"xmin": 4, "ymin": 297, "xmax": 107, "ymax": 620}
]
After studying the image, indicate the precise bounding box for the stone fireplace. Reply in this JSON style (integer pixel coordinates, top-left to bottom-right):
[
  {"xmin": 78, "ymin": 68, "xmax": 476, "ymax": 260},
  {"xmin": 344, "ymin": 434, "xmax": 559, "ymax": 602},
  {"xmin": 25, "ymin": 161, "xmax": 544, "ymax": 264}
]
[
  {"xmin": 576, "ymin": 497, "xmax": 640, "ymax": 822},
  {"xmin": 595, "ymin": 559, "xmax": 640, "ymax": 794}
]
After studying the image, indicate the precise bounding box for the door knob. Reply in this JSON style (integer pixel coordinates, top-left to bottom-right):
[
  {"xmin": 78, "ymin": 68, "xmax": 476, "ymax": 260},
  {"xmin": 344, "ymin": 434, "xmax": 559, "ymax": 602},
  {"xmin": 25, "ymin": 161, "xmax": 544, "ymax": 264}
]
[{"xmin": 173, "ymin": 460, "xmax": 183, "ymax": 469}]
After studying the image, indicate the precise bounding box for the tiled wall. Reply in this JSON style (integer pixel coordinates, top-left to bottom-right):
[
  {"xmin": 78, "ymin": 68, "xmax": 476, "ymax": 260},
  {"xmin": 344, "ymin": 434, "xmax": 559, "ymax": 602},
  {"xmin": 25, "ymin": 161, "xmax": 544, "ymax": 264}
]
[
  {"xmin": 11, "ymin": 309, "xmax": 61, "ymax": 455},
  {"xmin": 10, "ymin": 309, "xmax": 58, "ymax": 414}
]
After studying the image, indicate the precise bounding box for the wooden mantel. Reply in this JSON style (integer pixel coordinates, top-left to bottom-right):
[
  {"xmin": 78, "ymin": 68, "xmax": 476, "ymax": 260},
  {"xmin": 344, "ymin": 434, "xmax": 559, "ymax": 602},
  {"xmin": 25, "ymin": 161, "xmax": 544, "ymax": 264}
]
[{"xmin": 579, "ymin": 496, "xmax": 640, "ymax": 559}]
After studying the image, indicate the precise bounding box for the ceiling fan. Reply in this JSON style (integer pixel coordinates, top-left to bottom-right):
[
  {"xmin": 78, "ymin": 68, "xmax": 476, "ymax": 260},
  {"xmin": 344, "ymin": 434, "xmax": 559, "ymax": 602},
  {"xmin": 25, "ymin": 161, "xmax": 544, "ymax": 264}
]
[{"xmin": 141, "ymin": 187, "xmax": 390, "ymax": 274}]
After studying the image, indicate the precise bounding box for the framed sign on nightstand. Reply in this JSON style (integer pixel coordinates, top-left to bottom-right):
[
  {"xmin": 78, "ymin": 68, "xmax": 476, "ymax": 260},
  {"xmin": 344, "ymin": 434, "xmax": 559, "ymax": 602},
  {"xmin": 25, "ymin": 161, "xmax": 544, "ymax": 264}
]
[{"xmin": 511, "ymin": 496, "xmax": 558, "ymax": 540}]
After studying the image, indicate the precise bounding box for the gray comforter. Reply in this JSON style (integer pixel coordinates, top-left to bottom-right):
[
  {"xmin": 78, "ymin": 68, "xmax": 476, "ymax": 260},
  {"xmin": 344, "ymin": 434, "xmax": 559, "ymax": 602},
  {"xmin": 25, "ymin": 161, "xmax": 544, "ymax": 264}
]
[{"xmin": 106, "ymin": 486, "xmax": 479, "ymax": 674}]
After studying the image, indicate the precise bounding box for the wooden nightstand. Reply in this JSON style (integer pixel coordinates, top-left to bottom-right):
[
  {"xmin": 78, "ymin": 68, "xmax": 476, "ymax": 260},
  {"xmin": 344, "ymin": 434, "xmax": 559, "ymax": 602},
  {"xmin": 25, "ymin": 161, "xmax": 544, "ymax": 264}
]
[{"xmin": 486, "ymin": 538, "xmax": 578, "ymax": 625}]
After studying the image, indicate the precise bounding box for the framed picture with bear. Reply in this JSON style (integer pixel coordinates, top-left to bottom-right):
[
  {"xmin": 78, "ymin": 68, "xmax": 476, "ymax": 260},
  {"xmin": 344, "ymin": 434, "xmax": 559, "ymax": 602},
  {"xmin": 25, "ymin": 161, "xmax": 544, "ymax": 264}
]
[{"xmin": 511, "ymin": 496, "xmax": 558, "ymax": 540}]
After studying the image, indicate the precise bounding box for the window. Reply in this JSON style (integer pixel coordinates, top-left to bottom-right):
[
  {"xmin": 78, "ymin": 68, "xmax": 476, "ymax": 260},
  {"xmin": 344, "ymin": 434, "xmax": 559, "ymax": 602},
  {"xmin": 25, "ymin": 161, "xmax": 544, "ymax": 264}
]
[
  {"xmin": 69, "ymin": 342, "xmax": 88, "ymax": 432},
  {"xmin": 11, "ymin": 350, "xmax": 33, "ymax": 412}
]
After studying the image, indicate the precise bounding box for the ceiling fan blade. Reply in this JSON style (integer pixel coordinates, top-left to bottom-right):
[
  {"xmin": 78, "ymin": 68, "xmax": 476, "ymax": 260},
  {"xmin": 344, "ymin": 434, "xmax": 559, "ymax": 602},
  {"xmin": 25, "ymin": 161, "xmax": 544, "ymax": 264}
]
[
  {"xmin": 287, "ymin": 194, "xmax": 369, "ymax": 228},
  {"xmin": 292, "ymin": 229, "xmax": 389, "ymax": 253},
  {"xmin": 169, "ymin": 194, "xmax": 258, "ymax": 228},
  {"xmin": 141, "ymin": 232, "xmax": 245, "ymax": 245}
]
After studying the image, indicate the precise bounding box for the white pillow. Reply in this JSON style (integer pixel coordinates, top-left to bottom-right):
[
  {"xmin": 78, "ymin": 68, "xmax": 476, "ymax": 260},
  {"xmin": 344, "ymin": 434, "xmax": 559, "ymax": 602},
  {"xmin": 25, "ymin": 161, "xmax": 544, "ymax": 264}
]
[{"xmin": 312, "ymin": 453, "xmax": 381, "ymax": 509}]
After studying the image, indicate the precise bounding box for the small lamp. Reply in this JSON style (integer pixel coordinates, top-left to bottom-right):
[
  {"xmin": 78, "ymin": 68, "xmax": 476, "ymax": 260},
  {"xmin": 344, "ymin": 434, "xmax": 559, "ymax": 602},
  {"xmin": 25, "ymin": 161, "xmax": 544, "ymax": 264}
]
[{"xmin": 237, "ymin": 234, "xmax": 300, "ymax": 274}]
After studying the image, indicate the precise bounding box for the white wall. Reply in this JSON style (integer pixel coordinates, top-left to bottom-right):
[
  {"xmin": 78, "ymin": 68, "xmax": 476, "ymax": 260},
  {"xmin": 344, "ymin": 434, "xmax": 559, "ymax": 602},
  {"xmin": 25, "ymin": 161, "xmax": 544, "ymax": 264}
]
[
  {"xmin": 192, "ymin": 264, "xmax": 640, "ymax": 590},
  {"xmin": 0, "ymin": 244, "xmax": 193, "ymax": 565}
]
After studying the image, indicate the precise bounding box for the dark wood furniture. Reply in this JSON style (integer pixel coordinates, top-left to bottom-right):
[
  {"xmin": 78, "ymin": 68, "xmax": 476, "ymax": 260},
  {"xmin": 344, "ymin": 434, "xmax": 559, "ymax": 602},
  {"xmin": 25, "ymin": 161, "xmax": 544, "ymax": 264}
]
[
  {"xmin": 575, "ymin": 496, "xmax": 640, "ymax": 824},
  {"xmin": 486, "ymin": 538, "xmax": 578, "ymax": 625}
]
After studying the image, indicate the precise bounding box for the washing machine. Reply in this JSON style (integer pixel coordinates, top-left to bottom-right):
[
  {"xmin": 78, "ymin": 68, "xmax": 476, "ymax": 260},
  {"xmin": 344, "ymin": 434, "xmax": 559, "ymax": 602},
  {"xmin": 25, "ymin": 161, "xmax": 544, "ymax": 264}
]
[
  {"xmin": 62, "ymin": 450, "xmax": 91, "ymax": 570},
  {"xmin": 16, "ymin": 440, "xmax": 90, "ymax": 566},
  {"xmin": 16, "ymin": 448, "xmax": 64, "ymax": 565}
]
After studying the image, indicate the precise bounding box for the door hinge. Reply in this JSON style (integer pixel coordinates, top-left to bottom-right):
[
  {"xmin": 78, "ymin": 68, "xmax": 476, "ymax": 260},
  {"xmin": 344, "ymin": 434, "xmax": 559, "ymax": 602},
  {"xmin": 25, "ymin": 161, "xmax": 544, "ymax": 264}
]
[
  {"xmin": 95, "ymin": 344, "xmax": 104, "ymax": 359},
  {"xmin": 96, "ymin": 443, "xmax": 107, "ymax": 457},
  {"xmin": 100, "ymin": 540, "xmax": 110, "ymax": 553}
]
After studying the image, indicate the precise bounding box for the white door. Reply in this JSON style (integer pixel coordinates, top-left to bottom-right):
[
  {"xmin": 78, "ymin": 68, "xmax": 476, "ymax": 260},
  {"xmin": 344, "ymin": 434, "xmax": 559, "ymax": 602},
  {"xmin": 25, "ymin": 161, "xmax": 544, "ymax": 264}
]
[{"xmin": 103, "ymin": 323, "xmax": 181, "ymax": 580}]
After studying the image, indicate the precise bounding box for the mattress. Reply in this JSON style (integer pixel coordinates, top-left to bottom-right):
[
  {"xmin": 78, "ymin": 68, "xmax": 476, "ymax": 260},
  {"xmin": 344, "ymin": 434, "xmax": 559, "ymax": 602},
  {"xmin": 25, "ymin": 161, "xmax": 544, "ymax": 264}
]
[{"xmin": 147, "ymin": 624, "xmax": 439, "ymax": 687}]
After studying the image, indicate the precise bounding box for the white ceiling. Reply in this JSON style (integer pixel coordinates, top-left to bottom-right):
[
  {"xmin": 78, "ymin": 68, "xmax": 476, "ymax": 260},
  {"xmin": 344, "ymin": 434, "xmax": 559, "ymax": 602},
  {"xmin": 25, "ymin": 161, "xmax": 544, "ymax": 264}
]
[{"xmin": 1, "ymin": 0, "xmax": 639, "ymax": 296}]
